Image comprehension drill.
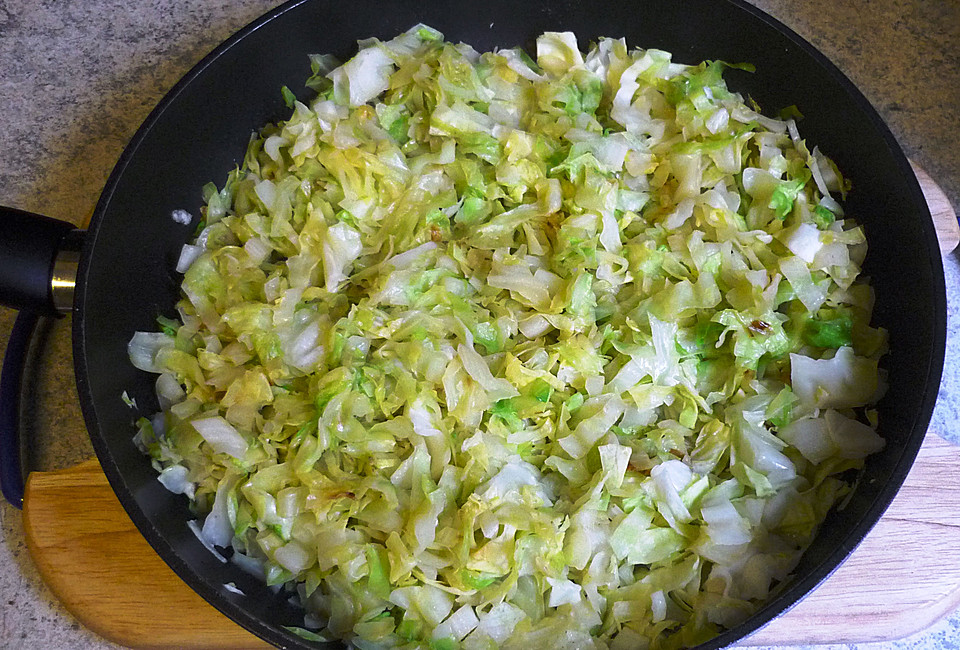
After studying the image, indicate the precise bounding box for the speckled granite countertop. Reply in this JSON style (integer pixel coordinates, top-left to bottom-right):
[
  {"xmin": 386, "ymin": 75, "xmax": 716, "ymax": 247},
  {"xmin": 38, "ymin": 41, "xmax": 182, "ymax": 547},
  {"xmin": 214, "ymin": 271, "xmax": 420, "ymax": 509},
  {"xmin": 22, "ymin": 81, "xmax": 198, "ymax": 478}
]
[{"xmin": 0, "ymin": 1, "xmax": 958, "ymax": 648}]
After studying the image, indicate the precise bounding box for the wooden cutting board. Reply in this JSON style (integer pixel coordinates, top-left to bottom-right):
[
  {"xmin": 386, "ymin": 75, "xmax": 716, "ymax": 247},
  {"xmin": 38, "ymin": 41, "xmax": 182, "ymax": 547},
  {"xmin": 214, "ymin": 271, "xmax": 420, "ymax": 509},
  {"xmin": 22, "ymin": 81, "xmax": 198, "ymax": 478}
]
[{"xmin": 20, "ymin": 166, "xmax": 960, "ymax": 648}]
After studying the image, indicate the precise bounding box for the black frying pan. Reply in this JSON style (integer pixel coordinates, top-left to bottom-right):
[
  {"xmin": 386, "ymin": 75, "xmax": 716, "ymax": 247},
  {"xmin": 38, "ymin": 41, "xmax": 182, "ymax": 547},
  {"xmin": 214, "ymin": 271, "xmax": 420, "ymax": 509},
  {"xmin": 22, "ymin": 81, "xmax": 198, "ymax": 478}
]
[{"xmin": 0, "ymin": 0, "xmax": 946, "ymax": 647}]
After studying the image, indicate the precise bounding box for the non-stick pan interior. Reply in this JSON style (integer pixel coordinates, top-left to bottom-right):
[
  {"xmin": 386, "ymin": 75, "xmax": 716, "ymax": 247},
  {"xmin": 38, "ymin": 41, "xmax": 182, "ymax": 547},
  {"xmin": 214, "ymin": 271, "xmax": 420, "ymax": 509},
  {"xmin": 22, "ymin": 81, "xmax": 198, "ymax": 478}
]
[{"xmin": 75, "ymin": 0, "xmax": 946, "ymax": 647}]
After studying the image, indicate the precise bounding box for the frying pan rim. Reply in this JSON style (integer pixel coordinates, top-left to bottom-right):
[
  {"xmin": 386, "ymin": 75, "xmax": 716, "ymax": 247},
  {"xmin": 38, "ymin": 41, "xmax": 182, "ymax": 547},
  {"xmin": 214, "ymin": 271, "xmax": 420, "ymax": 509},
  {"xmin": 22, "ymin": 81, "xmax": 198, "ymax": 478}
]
[{"xmin": 71, "ymin": 0, "xmax": 948, "ymax": 647}]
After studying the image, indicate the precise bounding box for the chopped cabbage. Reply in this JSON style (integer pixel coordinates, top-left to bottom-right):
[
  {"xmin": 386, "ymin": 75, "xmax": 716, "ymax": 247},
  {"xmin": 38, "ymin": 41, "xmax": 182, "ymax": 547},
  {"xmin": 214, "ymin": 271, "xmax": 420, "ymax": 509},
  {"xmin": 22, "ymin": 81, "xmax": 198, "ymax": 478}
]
[{"xmin": 130, "ymin": 26, "xmax": 888, "ymax": 649}]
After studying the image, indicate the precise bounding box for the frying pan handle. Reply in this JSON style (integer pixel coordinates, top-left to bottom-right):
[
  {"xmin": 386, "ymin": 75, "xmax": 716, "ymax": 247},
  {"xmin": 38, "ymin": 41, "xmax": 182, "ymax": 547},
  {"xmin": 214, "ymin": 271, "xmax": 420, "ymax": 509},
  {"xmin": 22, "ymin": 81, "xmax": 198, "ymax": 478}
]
[
  {"xmin": 0, "ymin": 310, "xmax": 39, "ymax": 508},
  {"xmin": 0, "ymin": 207, "xmax": 84, "ymax": 507},
  {"xmin": 0, "ymin": 207, "xmax": 82, "ymax": 316}
]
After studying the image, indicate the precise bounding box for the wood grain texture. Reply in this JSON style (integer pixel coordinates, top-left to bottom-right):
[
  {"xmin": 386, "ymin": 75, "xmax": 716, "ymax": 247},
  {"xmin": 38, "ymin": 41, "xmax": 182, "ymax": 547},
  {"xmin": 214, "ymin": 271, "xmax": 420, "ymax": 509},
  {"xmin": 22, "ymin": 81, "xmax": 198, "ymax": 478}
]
[
  {"xmin": 22, "ymin": 434, "xmax": 960, "ymax": 648},
  {"xmin": 22, "ymin": 460, "xmax": 269, "ymax": 650},
  {"xmin": 912, "ymin": 161, "xmax": 960, "ymax": 253}
]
